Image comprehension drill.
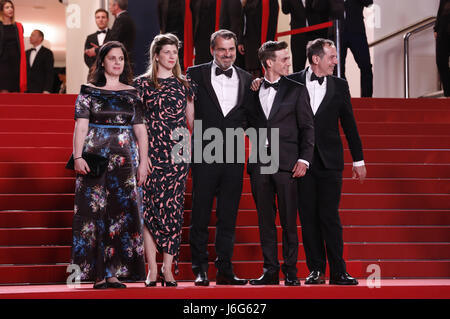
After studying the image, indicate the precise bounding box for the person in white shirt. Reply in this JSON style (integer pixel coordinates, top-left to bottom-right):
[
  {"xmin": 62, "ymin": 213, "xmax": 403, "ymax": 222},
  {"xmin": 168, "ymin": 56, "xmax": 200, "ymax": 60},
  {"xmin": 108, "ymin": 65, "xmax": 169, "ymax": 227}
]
[
  {"xmin": 186, "ymin": 29, "xmax": 253, "ymax": 287},
  {"xmin": 246, "ymin": 40, "xmax": 314, "ymax": 286},
  {"xmin": 84, "ymin": 8, "xmax": 110, "ymax": 71},
  {"xmin": 25, "ymin": 29, "xmax": 53, "ymax": 93},
  {"xmin": 289, "ymin": 38, "xmax": 366, "ymax": 285}
]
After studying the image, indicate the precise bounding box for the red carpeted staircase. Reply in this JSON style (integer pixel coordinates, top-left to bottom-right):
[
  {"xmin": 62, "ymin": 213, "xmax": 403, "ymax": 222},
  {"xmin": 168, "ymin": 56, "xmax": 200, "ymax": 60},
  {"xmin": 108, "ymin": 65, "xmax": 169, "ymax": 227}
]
[{"xmin": 0, "ymin": 94, "xmax": 449, "ymax": 285}]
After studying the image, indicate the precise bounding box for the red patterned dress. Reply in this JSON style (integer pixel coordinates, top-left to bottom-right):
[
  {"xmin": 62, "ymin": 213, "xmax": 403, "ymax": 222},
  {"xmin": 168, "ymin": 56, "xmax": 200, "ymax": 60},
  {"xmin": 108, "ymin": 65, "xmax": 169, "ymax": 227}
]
[{"xmin": 133, "ymin": 76, "xmax": 194, "ymax": 272}]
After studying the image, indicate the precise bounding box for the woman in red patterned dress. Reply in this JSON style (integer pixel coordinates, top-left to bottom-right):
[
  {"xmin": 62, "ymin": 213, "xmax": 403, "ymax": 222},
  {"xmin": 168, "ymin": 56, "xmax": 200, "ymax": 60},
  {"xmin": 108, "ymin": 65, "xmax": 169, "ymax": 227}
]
[{"xmin": 134, "ymin": 34, "xmax": 195, "ymax": 287}]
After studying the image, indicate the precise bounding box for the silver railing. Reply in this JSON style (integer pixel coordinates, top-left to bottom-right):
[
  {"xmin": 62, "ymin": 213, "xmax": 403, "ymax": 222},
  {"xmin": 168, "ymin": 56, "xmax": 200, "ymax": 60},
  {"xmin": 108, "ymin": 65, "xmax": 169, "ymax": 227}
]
[{"xmin": 368, "ymin": 16, "xmax": 437, "ymax": 98}]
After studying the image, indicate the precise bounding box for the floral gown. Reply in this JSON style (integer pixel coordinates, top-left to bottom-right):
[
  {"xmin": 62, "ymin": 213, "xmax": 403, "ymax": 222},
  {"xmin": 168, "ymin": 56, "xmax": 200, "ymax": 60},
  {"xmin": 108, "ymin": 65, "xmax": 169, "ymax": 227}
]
[
  {"xmin": 71, "ymin": 85, "xmax": 145, "ymax": 282},
  {"xmin": 133, "ymin": 76, "xmax": 194, "ymax": 273}
]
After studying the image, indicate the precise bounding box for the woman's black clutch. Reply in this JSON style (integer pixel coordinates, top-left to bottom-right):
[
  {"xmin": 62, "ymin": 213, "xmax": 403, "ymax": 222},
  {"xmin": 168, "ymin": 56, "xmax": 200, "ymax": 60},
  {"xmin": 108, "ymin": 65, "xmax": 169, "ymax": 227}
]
[{"xmin": 66, "ymin": 152, "xmax": 108, "ymax": 177}]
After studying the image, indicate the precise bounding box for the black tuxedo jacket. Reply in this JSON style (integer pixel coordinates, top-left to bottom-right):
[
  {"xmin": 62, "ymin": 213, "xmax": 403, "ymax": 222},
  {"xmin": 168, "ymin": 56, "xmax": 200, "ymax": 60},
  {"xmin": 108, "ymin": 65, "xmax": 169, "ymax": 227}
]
[
  {"xmin": 187, "ymin": 62, "xmax": 253, "ymax": 163},
  {"xmin": 83, "ymin": 30, "xmax": 111, "ymax": 69},
  {"xmin": 26, "ymin": 46, "xmax": 54, "ymax": 93},
  {"xmin": 158, "ymin": 0, "xmax": 185, "ymax": 34},
  {"xmin": 109, "ymin": 11, "xmax": 136, "ymax": 56},
  {"xmin": 246, "ymin": 76, "xmax": 315, "ymax": 174},
  {"xmin": 288, "ymin": 69, "xmax": 363, "ymax": 170},
  {"xmin": 343, "ymin": 0, "xmax": 372, "ymax": 33}
]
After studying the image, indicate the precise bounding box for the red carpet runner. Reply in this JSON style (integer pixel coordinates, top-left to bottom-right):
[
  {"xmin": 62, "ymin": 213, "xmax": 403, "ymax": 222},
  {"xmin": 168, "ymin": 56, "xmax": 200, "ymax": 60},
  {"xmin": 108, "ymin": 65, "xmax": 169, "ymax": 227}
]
[{"xmin": 0, "ymin": 94, "xmax": 449, "ymax": 285}]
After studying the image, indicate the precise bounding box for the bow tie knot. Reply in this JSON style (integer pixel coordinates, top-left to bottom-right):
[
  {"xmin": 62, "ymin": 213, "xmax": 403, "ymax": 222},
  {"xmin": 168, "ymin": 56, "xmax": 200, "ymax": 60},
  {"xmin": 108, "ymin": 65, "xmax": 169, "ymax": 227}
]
[
  {"xmin": 215, "ymin": 67, "xmax": 233, "ymax": 78},
  {"xmin": 263, "ymin": 80, "xmax": 279, "ymax": 91},
  {"xmin": 310, "ymin": 72, "xmax": 325, "ymax": 85},
  {"xmin": 96, "ymin": 30, "xmax": 107, "ymax": 34}
]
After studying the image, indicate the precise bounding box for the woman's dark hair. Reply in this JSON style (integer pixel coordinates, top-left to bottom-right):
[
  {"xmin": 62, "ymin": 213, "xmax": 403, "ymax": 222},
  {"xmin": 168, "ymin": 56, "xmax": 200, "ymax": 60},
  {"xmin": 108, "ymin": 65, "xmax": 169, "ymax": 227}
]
[{"xmin": 88, "ymin": 41, "xmax": 132, "ymax": 86}]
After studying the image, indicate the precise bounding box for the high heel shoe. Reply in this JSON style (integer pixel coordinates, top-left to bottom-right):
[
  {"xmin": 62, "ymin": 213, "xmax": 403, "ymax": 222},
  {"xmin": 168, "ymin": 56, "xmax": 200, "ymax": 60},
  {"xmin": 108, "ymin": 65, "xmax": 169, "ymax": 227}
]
[
  {"xmin": 160, "ymin": 266, "xmax": 177, "ymax": 287},
  {"xmin": 145, "ymin": 270, "xmax": 157, "ymax": 287}
]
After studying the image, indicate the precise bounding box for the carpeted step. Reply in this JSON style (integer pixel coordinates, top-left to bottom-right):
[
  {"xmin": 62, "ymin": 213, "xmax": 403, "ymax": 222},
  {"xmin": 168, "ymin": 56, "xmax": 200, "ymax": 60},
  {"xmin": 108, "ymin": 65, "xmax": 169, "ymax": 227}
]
[
  {"xmin": 1, "ymin": 177, "xmax": 448, "ymax": 195},
  {"xmin": 1, "ymin": 243, "xmax": 449, "ymax": 265},
  {"xmin": 2, "ymin": 105, "xmax": 449, "ymax": 123},
  {"xmin": 0, "ymin": 260, "xmax": 449, "ymax": 284},
  {"xmin": 1, "ymin": 162, "xmax": 448, "ymax": 178},
  {"xmin": 1, "ymin": 193, "xmax": 449, "ymax": 210},
  {"xmin": 0, "ymin": 225, "xmax": 448, "ymax": 246},
  {"xmin": 1, "ymin": 209, "xmax": 448, "ymax": 229},
  {"xmin": 1, "ymin": 118, "xmax": 449, "ymax": 135},
  {"xmin": 351, "ymin": 97, "xmax": 450, "ymax": 109},
  {"xmin": 0, "ymin": 93, "xmax": 77, "ymax": 106},
  {"xmin": 2, "ymin": 132, "xmax": 450, "ymax": 149}
]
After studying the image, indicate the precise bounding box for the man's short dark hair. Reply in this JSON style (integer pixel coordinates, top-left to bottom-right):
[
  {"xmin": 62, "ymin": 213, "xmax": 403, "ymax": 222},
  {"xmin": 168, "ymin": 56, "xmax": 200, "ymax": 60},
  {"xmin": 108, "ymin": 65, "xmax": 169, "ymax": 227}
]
[
  {"xmin": 34, "ymin": 29, "xmax": 44, "ymax": 40},
  {"xmin": 113, "ymin": 0, "xmax": 128, "ymax": 10},
  {"xmin": 306, "ymin": 38, "xmax": 335, "ymax": 64},
  {"xmin": 258, "ymin": 41, "xmax": 288, "ymax": 69},
  {"xmin": 95, "ymin": 8, "xmax": 109, "ymax": 18},
  {"xmin": 210, "ymin": 29, "xmax": 237, "ymax": 49}
]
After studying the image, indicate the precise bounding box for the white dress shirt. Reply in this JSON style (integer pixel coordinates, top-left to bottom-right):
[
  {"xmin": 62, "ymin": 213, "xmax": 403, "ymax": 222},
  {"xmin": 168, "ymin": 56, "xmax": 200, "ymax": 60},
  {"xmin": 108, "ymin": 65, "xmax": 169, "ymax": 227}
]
[
  {"xmin": 211, "ymin": 61, "xmax": 239, "ymax": 117},
  {"xmin": 97, "ymin": 28, "xmax": 108, "ymax": 46},
  {"xmin": 259, "ymin": 77, "xmax": 309, "ymax": 168},
  {"xmin": 29, "ymin": 44, "xmax": 42, "ymax": 67},
  {"xmin": 305, "ymin": 67, "xmax": 364, "ymax": 167}
]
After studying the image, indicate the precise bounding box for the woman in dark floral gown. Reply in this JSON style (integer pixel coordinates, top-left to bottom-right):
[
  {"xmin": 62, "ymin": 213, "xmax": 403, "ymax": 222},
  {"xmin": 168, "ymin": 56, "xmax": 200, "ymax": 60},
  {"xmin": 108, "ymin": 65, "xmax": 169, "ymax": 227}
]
[
  {"xmin": 134, "ymin": 34, "xmax": 194, "ymax": 287},
  {"xmin": 71, "ymin": 41, "xmax": 149, "ymax": 289}
]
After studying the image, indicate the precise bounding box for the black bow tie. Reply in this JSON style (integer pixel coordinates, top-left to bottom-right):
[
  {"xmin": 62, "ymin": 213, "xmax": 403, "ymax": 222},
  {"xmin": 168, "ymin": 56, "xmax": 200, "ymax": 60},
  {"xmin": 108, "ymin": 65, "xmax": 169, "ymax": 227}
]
[
  {"xmin": 263, "ymin": 80, "xmax": 279, "ymax": 91},
  {"xmin": 96, "ymin": 30, "xmax": 107, "ymax": 34},
  {"xmin": 215, "ymin": 67, "xmax": 233, "ymax": 78},
  {"xmin": 310, "ymin": 72, "xmax": 325, "ymax": 85},
  {"xmin": 30, "ymin": 48, "xmax": 36, "ymax": 51}
]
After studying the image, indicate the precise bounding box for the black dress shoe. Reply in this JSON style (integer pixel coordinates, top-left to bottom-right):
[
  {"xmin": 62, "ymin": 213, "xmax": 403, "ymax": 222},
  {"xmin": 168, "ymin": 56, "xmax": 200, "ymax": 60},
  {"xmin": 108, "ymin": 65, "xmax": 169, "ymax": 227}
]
[
  {"xmin": 249, "ymin": 272, "xmax": 279, "ymax": 285},
  {"xmin": 107, "ymin": 281, "xmax": 127, "ymax": 288},
  {"xmin": 329, "ymin": 272, "xmax": 358, "ymax": 285},
  {"xmin": 93, "ymin": 281, "xmax": 109, "ymax": 289},
  {"xmin": 305, "ymin": 270, "xmax": 325, "ymax": 285},
  {"xmin": 216, "ymin": 272, "xmax": 248, "ymax": 285},
  {"xmin": 284, "ymin": 275, "xmax": 300, "ymax": 286},
  {"xmin": 194, "ymin": 272, "xmax": 210, "ymax": 286}
]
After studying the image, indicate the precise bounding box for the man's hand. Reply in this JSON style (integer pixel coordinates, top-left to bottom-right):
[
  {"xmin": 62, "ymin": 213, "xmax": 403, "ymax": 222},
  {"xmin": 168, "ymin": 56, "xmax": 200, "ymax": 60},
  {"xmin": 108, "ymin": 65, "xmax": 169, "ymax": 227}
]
[
  {"xmin": 251, "ymin": 77, "xmax": 263, "ymax": 91},
  {"xmin": 292, "ymin": 162, "xmax": 308, "ymax": 178},
  {"xmin": 85, "ymin": 47, "xmax": 97, "ymax": 57},
  {"xmin": 352, "ymin": 165, "xmax": 367, "ymax": 183}
]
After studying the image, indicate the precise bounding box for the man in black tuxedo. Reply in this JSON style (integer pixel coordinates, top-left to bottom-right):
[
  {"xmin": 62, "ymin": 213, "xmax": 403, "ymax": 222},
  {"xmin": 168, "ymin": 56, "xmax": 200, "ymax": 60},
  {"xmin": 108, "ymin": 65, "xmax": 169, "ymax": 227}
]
[
  {"xmin": 84, "ymin": 9, "xmax": 110, "ymax": 72},
  {"xmin": 281, "ymin": 0, "xmax": 329, "ymax": 72},
  {"xmin": 190, "ymin": 0, "xmax": 216, "ymax": 65},
  {"xmin": 340, "ymin": 0, "xmax": 373, "ymax": 97},
  {"xmin": 246, "ymin": 41, "xmax": 314, "ymax": 286},
  {"xmin": 108, "ymin": 0, "xmax": 136, "ymax": 62},
  {"xmin": 187, "ymin": 29, "xmax": 252, "ymax": 286},
  {"xmin": 288, "ymin": 38, "xmax": 367, "ymax": 285},
  {"xmin": 26, "ymin": 30, "xmax": 54, "ymax": 93}
]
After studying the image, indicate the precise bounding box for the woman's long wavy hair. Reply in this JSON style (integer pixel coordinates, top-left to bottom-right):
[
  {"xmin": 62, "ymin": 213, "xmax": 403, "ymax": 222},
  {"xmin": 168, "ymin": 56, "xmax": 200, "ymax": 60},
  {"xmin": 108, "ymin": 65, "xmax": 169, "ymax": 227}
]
[
  {"xmin": 88, "ymin": 41, "xmax": 132, "ymax": 86},
  {"xmin": 0, "ymin": 0, "xmax": 15, "ymax": 23},
  {"xmin": 140, "ymin": 33, "xmax": 189, "ymax": 90}
]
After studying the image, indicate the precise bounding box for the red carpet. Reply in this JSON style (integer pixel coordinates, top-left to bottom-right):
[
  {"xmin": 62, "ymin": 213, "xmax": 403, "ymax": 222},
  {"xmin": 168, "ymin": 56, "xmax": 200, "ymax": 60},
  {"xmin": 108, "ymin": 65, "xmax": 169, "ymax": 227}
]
[{"xmin": 0, "ymin": 94, "xmax": 449, "ymax": 299}]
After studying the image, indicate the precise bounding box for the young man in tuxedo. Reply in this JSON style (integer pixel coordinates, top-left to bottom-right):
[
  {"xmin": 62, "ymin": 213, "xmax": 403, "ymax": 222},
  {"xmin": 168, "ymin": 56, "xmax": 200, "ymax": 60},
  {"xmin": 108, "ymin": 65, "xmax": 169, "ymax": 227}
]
[
  {"xmin": 186, "ymin": 29, "xmax": 253, "ymax": 286},
  {"xmin": 84, "ymin": 9, "xmax": 110, "ymax": 71},
  {"xmin": 26, "ymin": 29, "xmax": 54, "ymax": 93},
  {"xmin": 246, "ymin": 41, "xmax": 314, "ymax": 286},
  {"xmin": 289, "ymin": 38, "xmax": 367, "ymax": 285}
]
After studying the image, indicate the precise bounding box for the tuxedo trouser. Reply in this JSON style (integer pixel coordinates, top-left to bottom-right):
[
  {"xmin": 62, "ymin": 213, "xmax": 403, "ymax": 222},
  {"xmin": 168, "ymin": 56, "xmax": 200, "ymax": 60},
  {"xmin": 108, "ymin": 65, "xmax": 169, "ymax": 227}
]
[
  {"xmin": 190, "ymin": 162, "xmax": 244, "ymax": 276},
  {"xmin": 250, "ymin": 169, "xmax": 299, "ymax": 278},
  {"xmin": 341, "ymin": 31, "xmax": 373, "ymax": 97},
  {"xmin": 298, "ymin": 157, "xmax": 346, "ymax": 275}
]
